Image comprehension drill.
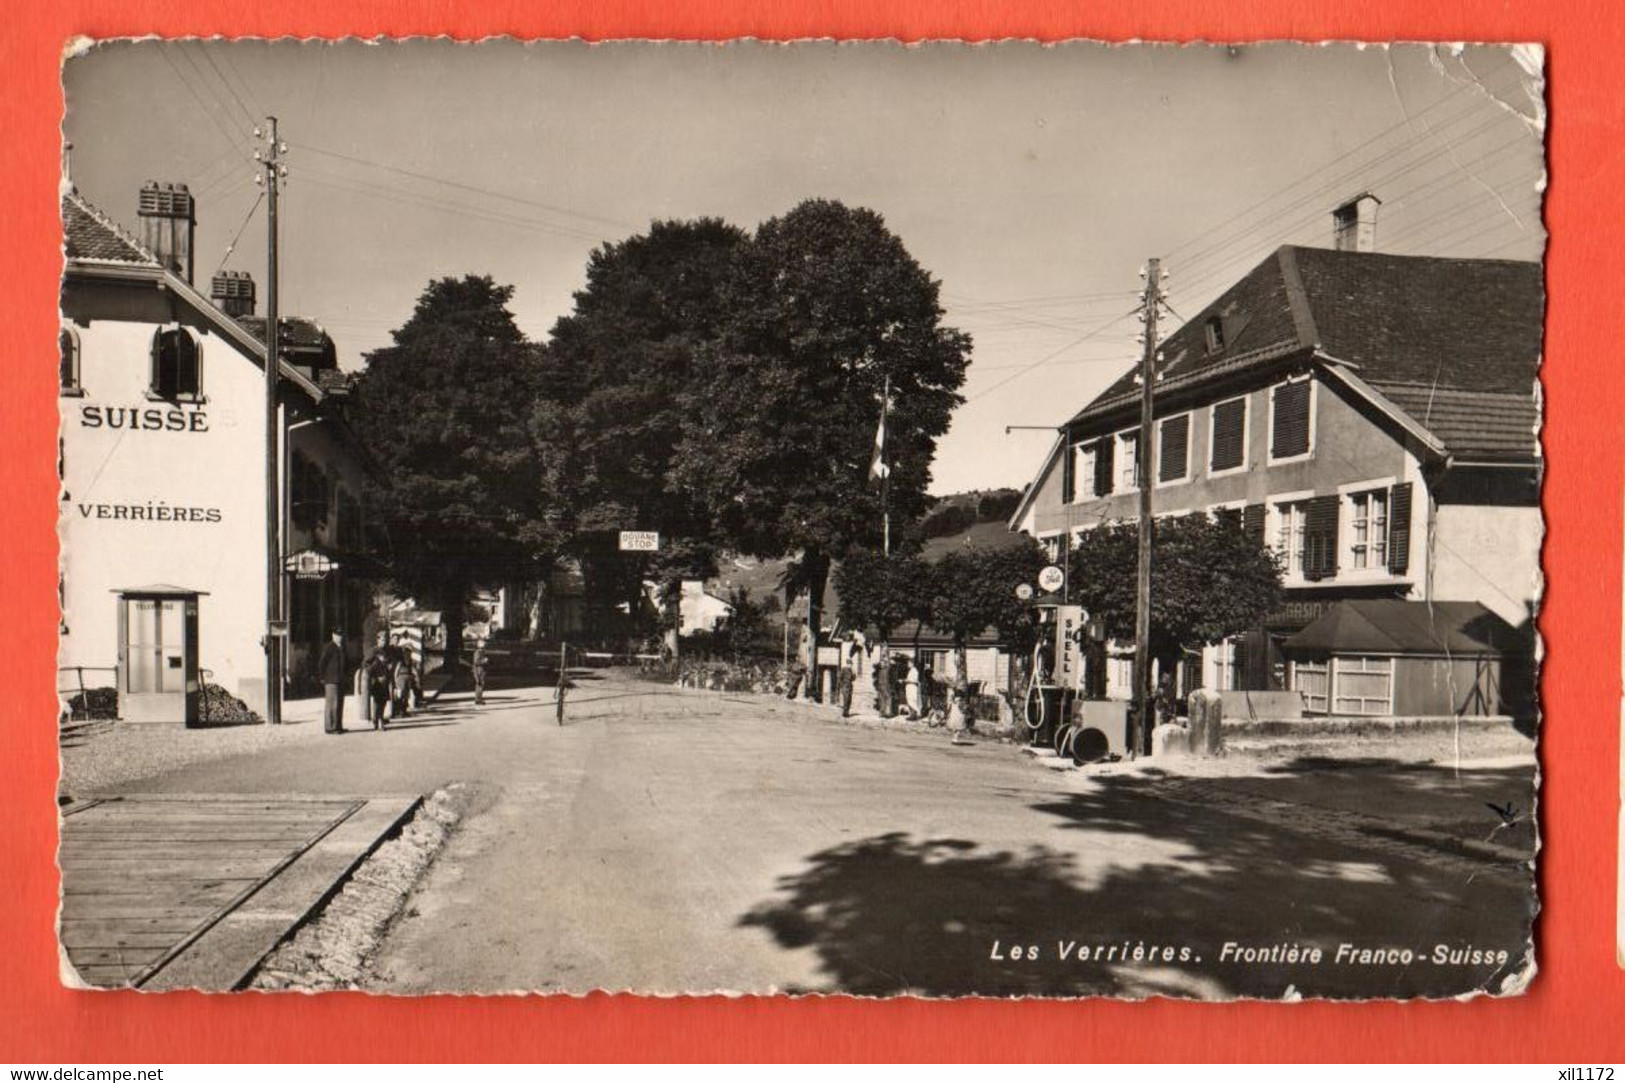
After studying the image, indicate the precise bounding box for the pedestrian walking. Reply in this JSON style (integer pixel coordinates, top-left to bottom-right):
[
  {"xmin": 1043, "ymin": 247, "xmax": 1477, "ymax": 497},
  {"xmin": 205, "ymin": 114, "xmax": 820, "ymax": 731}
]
[
  {"xmin": 837, "ymin": 657, "xmax": 855, "ymax": 718},
  {"xmin": 902, "ymin": 656, "xmax": 922, "ymax": 720},
  {"xmin": 364, "ymin": 634, "xmax": 393, "ymax": 731},
  {"xmin": 389, "ymin": 635, "xmax": 413, "ymax": 719},
  {"xmin": 318, "ymin": 629, "xmax": 347, "ymax": 735},
  {"xmin": 471, "ymin": 640, "xmax": 489, "ymax": 706},
  {"xmin": 874, "ymin": 645, "xmax": 894, "ymax": 718}
]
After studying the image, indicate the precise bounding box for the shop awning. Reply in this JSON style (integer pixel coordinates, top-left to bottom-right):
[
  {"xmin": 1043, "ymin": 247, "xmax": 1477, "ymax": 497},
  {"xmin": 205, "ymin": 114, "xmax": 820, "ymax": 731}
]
[{"xmin": 1283, "ymin": 599, "xmax": 1517, "ymax": 656}]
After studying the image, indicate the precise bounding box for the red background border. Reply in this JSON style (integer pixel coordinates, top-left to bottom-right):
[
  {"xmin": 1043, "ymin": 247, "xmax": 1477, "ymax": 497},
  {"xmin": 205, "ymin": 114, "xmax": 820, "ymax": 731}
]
[{"xmin": 3, "ymin": 1, "xmax": 1618, "ymax": 1063}]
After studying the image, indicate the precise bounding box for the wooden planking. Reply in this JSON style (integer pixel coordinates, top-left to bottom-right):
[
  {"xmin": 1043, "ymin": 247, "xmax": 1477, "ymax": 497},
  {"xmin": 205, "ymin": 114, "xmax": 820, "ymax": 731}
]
[{"xmin": 58, "ymin": 794, "xmax": 392, "ymax": 989}]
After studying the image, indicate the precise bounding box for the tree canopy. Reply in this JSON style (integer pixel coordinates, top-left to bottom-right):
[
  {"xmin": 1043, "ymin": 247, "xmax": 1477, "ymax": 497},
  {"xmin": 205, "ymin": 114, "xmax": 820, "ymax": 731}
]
[
  {"xmin": 352, "ymin": 275, "xmax": 551, "ymax": 642},
  {"xmin": 1067, "ymin": 514, "xmax": 1283, "ymax": 668},
  {"xmin": 671, "ymin": 199, "xmax": 972, "ymax": 640}
]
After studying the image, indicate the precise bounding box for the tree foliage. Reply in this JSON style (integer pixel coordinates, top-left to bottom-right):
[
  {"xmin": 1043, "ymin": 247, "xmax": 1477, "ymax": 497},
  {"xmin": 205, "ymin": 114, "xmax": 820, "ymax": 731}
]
[
  {"xmin": 352, "ymin": 276, "xmax": 551, "ymax": 642},
  {"xmin": 925, "ymin": 539, "xmax": 1049, "ymax": 651},
  {"xmin": 532, "ymin": 220, "xmax": 747, "ymax": 633},
  {"xmin": 834, "ymin": 548, "xmax": 931, "ymax": 641},
  {"xmin": 671, "ymin": 199, "xmax": 972, "ymax": 639},
  {"xmin": 1067, "ymin": 514, "xmax": 1283, "ymax": 667}
]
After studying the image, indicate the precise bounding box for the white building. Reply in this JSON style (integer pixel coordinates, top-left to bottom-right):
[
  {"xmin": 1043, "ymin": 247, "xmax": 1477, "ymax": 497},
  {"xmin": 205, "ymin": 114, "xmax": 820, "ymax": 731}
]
[{"xmin": 59, "ymin": 183, "xmax": 376, "ymax": 721}]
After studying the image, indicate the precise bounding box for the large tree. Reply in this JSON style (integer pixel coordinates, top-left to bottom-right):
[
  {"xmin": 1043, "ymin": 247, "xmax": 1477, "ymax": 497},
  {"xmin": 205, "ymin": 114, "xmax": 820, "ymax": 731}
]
[
  {"xmin": 533, "ymin": 219, "xmax": 747, "ymax": 644},
  {"xmin": 1066, "ymin": 513, "xmax": 1284, "ymax": 679},
  {"xmin": 834, "ymin": 548, "xmax": 931, "ymax": 643},
  {"xmin": 672, "ymin": 199, "xmax": 972, "ymax": 644},
  {"xmin": 353, "ymin": 275, "xmax": 551, "ymax": 655},
  {"xmin": 925, "ymin": 540, "xmax": 1049, "ymax": 697}
]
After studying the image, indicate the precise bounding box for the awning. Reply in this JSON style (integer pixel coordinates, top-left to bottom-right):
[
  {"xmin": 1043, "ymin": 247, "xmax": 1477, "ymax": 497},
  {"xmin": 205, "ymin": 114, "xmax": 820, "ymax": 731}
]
[{"xmin": 1283, "ymin": 599, "xmax": 1518, "ymax": 656}]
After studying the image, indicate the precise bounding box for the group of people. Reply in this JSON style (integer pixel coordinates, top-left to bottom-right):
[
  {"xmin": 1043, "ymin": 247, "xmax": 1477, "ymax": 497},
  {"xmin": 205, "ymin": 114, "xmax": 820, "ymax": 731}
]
[
  {"xmin": 784, "ymin": 623, "xmax": 963, "ymax": 724},
  {"xmin": 315, "ymin": 628, "xmax": 427, "ymax": 735}
]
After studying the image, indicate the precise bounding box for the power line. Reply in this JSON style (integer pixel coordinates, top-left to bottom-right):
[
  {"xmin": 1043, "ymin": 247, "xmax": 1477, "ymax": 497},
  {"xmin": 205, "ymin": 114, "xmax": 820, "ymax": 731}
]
[
  {"xmin": 212, "ymin": 190, "xmax": 265, "ymax": 279},
  {"xmin": 192, "ymin": 42, "xmax": 261, "ymax": 131},
  {"xmin": 964, "ymin": 308, "xmax": 1141, "ymax": 404},
  {"xmin": 1162, "ymin": 64, "xmax": 1527, "ymax": 264},
  {"xmin": 297, "ymin": 165, "xmax": 614, "ymax": 244},
  {"xmin": 292, "ymin": 141, "xmax": 639, "ymax": 233}
]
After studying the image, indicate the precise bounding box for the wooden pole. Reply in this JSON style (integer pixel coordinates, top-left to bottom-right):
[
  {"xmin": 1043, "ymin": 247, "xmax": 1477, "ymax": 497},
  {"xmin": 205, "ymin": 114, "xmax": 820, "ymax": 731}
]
[
  {"xmin": 263, "ymin": 118, "xmax": 284, "ymax": 726},
  {"xmin": 1132, "ymin": 258, "xmax": 1163, "ymax": 757}
]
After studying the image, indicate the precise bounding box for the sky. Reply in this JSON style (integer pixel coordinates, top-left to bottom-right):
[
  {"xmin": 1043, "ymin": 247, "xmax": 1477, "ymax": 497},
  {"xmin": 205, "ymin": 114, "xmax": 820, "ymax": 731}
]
[{"xmin": 63, "ymin": 40, "xmax": 1545, "ymax": 496}]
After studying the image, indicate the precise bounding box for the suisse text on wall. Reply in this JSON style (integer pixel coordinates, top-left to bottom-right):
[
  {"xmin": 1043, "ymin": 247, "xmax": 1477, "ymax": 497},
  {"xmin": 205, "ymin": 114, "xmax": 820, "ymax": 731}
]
[
  {"xmin": 79, "ymin": 404, "xmax": 208, "ymax": 432},
  {"xmin": 76, "ymin": 502, "xmax": 223, "ymax": 523}
]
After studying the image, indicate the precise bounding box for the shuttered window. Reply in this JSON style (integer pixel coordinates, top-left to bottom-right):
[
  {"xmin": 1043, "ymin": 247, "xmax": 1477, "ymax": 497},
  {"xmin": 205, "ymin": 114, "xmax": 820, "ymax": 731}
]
[
  {"xmin": 1387, "ymin": 482, "xmax": 1413, "ymax": 574},
  {"xmin": 1243, "ymin": 503, "xmax": 1265, "ymax": 547},
  {"xmin": 1302, "ymin": 495, "xmax": 1341, "ymax": 581},
  {"xmin": 1117, "ymin": 432, "xmax": 1140, "ymax": 492},
  {"xmin": 1210, "ymin": 398, "xmax": 1246, "ymax": 472},
  {"xmin": 1271, "ymin": 380, "xmax": 1312, "ymax": 460},
  {"xmin": 1061, "ymin": 440, "xmax": 1076, "ymax": 503},
  {"xmin": 1093, "ymin": 438, "xmax": 1114, "ymax": 497},
  {"xmin": 1158, "ymin": 415, "xmax": 1190, "ymax": 483}
]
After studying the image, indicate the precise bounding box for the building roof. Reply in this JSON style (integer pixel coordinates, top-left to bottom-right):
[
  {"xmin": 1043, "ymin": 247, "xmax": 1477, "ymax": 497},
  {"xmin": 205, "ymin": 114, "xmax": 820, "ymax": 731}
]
[
  {"xmin": 1283, "ymin": 599, "xmax": 1518, "ymax": 656},
  {"xmin": 62, "ymin": 189, "xmax": 331, "ymax": 405},
  {"xmin": 63, "ymin": 191, "xmax": 160, "ymax": 266},
  {"xmin": 1066, "ymin": 245, "xmax": 1542, "ymax": 460},
  {"xmin": 887, "ymin": 621, "xmax": 1002, "ymax": 649},
  {"xmin": 237, "ymin": 316, "xmax": 340, "ymax": 369}
]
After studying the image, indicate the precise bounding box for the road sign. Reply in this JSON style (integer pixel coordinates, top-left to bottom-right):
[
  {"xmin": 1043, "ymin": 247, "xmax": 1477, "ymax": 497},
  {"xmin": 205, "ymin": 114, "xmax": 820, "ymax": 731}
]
[
  {"xmin": 618, "ymin": 531, "xmax": 661, "ymax": 552},
  {"xmin": 1037, "ymin": 564, "xmax": 1065, "ymax": 594},
  {"xmin": 1015, "ymin": 583, "xmax": 1035, "ymax": 601}
]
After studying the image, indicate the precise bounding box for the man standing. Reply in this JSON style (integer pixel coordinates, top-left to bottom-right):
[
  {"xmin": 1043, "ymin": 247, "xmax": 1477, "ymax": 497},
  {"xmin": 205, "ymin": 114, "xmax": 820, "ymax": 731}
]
[
  {"xmin": 319, "ymin": 629, "xmax": 347, "ymax": 735},
  {"xmin": 471, "ymin": 640, "xmax": 489, "ymax": 706}
]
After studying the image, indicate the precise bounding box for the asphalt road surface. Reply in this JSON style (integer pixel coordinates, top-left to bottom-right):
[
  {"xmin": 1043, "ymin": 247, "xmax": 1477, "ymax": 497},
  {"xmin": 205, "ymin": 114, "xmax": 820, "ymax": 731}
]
[{"xmin": 105, "ymin": 672, "xmax": 1534, "ymax": 999}]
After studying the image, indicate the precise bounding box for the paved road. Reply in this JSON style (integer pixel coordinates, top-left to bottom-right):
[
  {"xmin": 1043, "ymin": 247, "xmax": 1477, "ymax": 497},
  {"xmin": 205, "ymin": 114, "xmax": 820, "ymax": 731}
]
[{"xmin": 107, "ymin": 672, "xmax": 1534, "ymax": 999}]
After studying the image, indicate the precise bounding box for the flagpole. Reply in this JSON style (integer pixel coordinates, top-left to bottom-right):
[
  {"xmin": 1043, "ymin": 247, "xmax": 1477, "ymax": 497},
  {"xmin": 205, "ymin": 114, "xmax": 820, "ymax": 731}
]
[{"xmin": 881, "ymin": 374, "xmax": 891, "ymax": 556}]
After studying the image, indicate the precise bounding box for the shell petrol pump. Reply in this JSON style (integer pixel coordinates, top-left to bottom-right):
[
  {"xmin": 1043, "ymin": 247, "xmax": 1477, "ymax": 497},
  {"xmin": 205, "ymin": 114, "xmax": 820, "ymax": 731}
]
[{"xmin": 1021, "ymin": 567, "xmax": 1117, "ymax": 763}]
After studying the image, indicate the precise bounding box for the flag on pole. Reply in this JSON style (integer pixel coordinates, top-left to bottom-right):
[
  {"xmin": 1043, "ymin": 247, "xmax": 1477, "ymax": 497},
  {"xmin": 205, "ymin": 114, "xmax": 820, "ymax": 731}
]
[{"xmin": 869, "ymin": 382, "xmax": 891, "ymax": 481}]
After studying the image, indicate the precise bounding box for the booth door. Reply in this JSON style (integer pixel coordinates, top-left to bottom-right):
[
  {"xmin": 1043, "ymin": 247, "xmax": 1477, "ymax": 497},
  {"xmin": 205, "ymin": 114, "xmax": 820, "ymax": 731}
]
[{"xmin": 124, "ymin": 597, "xmax": 184, "ymax": 694}]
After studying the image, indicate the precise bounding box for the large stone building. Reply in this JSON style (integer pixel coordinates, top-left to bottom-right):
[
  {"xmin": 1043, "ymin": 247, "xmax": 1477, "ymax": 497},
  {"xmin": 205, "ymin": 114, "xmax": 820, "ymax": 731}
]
[
  {"xmin": 59, "ymin": 182, "xmax": 377, "ymax": 721},
  {"xmin": 1010, "ymin": 199, "xmax": 1541, "ymax": 719}
]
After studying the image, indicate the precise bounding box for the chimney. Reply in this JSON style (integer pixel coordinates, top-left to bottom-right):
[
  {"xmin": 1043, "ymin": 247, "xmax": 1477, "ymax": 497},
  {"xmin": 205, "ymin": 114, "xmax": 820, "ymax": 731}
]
[
  {"xmin": 210, "ymin": 270, "xmax": 257, "ymax": 318},
  {"xmin": 137, "ymin": 182, "xmax": 196, "ymax": 283},
  {"xmin": 1333, "ymin": 192, "xmax": 1381, "ymax": 253}
]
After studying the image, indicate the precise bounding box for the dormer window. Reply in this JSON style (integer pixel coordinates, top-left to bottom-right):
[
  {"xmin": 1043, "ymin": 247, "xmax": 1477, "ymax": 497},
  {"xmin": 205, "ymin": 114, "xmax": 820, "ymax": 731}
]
[
  {"xmin": 1204, "ymin": 316, "xmax": 1225, "ymax": 355},
  {"xmin": 150, "ymin": 327, "xmax": 202, "ymax": 401}
]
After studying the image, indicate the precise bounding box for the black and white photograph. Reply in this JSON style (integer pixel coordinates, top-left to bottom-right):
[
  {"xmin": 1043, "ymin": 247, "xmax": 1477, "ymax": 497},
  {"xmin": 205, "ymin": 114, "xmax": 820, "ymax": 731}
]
[{"xmin": 56, "ymin": 39, "xmax": 1544, "ymax": 999}]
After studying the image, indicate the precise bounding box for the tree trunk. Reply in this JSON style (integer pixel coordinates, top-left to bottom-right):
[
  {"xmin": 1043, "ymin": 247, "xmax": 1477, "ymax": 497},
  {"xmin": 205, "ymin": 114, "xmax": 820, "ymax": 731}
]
[{"xmin": 802, "ymin": 549, "xmax": 831, "ymax": 703}]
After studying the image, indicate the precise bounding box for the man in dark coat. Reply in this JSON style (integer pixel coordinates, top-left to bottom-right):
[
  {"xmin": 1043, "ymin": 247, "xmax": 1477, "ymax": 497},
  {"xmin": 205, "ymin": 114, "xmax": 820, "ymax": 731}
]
[{"xmin": 318, "ymin": 630, "xmax": 347, "ymax": 735}]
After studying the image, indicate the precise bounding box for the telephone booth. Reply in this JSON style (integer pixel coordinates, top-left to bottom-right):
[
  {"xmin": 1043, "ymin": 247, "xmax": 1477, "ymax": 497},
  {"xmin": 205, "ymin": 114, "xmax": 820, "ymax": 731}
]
[{"xmin": 113, "ymin": 584, "xmax": 206, "ymax": 725}]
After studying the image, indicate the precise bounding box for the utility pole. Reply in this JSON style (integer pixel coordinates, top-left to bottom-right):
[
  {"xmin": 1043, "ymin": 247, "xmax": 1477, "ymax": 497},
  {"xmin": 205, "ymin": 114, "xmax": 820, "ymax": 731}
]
[
  {"xmin": 258, "ymin": 119, "xmax": 288, "ymax": 725},
  {"xmin": 1131, "ymin": 258, "xmax": 1163, "ymax": 757}
]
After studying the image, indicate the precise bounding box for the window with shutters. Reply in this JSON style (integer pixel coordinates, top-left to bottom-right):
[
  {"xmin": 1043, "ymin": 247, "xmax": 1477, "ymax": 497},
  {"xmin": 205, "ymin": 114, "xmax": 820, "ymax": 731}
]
[
  {"xmin": 1157, "ymin": 413, "xmax": 1190, "ymax": 485},
  {"xmin": 1271, "ymin": 499, "xmax": 1310, "ymax": 577},
  {"xmin": 1348, "ymin": 488, "xmax": 1389, "ymax": 569},
  {"xmin": 150, "ymin": 327, "xmax": 202, "ymax": 401},
  {"xmin": 1093, "ymin": 437, "xmax": 1114, "ymax": 497},
  {"xmin": 60, "ymin": 325, "xmax": 82, "ymax": 395},
  {"xmin": 1117, "ymin": 431, "xmax": 1140, "ymax": 492},
  {"xmin": 1069, "ymin": 441, "xmax": 1098, "ymax": 504},
  {"xmin": 1208, "ymin": 396, "xmax": 1247, "ymax": 475},
  {"xmin": 1269, "ymin": 378, "xmax": 1313, "ymax": 462}
]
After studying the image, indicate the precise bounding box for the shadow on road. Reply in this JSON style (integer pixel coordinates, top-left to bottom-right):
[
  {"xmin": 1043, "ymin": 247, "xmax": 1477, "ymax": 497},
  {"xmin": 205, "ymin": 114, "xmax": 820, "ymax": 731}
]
[{"xmin": 740, "ymin": 767, "xmax": 1533, "ymax": 999}]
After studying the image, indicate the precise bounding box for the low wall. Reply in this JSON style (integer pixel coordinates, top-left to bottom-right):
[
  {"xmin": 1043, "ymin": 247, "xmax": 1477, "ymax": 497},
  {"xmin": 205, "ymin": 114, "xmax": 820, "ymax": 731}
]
[{"xmin": 1219, "ymin": 690, "xmax": 1304, "ymax": 721}]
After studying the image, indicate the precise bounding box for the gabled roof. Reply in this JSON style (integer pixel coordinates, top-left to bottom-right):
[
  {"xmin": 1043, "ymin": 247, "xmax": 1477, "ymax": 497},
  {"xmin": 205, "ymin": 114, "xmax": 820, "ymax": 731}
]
[
  {"xmin": 62, "ymin": 189, "xmax": 328, "ymax": 405},
  {"xmin": 1283, "ymin": 599, "xmax": 1518, "ymax": 655},
  {"xmin": 1065, "ymin": 245, "xmax": 1543, "ymax": 461},
  {"xmin": 63, "ymin": 191, "xmax": 160, "ymax": 266}
]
